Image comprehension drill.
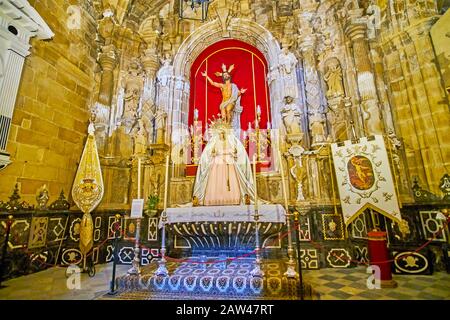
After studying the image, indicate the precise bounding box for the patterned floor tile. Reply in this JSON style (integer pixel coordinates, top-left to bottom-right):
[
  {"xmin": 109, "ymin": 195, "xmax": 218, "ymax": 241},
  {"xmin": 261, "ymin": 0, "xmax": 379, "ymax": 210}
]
[
  {"xmin": 401, "ymin": 282, "xmax": 427, "ymax": 290},
  {"xmin": 333, "ymin": 279, "xmax": 354, "ymax": 286},
  {"xmin": 310, "ymin": 285, "xmax": 336, "ymax": 294},
  {"xmin": 422, "ymin": 288, "xmax": 449, "ymax": 297},
  {"xmin": 357, "ymin": 290, "xmax": 384, "ymax": 299},
  {"xmin": 326, "ymin": 290, "xmax": 353, "ymax": 300},
  {"xmin": 341, "ymin": 275, "xmax": 363, "ymax": 282},
  {"xmin": 317, "ymin": 275, "xmax": 338, "ymax": 281},
  {"xmin": 324, "ymin": 282, "xmax": 346, "ymax": 289},
  {"xmin": 338, "ymin": 286, "xmax": 365, "ymax": 295},
  {"xmin": 384, "ymin": 291, "xmax": 417, "ymax": 300},
  {"xmin": 416, "ymin": 292, "xmax": 447, "ymax": 300}
]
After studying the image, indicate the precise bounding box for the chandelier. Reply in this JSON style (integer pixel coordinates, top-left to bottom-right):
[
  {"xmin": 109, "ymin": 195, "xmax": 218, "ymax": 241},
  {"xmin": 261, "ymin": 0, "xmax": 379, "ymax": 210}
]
[{"xmin": 178, "ymin": 0, "xmax": 210, "ymax": 22}]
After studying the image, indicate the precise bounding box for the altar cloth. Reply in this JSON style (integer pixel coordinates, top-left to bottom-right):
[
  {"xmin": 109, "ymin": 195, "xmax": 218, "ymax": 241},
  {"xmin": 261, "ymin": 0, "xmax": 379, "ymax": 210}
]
[{"xmin": 160, "ymin": 204, "xmax": 286, "ymax": 227}]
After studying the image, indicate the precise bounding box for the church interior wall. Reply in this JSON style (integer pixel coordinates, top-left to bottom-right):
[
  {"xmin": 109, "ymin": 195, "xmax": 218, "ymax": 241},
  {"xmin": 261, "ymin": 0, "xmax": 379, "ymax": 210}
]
[{"xmin": 0, "ymin": 0, "xmax": 99, "ymax": 205}]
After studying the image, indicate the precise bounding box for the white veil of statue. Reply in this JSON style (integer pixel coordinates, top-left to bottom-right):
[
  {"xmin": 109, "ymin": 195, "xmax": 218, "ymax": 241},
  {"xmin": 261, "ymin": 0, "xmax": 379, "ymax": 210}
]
[{"xmin": 192, "ymin": 126, "xmax": 258, "ymax": 205}]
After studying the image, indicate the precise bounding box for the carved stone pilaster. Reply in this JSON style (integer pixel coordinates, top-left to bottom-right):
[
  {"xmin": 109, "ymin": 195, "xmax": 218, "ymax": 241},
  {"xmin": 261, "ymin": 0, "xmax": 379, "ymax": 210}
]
[
  {"xmin": 142, "ymin": 50, "xmax": 160, "ymax": 81},
  {"xmin": 97, "ymin": 44, "xmax": 117, "ymax": 107},
  {"xmin": 298, "ymin": 37, "xmax": 327, "ymax": 147},
  {"xmin": 295, "ymin": 6, "xmax": 327, "ymax": 148},
  {"xmin": 345, "ymin": 22, "xmax": 383, "ymax": 135},
  {"xmin": 327, "ymin": 96, "xmax": 348, "ymax": 142}
]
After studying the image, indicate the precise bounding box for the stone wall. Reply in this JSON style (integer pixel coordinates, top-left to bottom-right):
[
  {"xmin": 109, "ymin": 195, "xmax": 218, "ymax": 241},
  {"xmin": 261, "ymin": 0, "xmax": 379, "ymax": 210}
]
[
  {"xmin": 0, "ymin": 1, "xmax": 98, "ymax": 204},
  {"xmin": 380, "ymin": 12, "xmax": 450, "ymax": 195}
]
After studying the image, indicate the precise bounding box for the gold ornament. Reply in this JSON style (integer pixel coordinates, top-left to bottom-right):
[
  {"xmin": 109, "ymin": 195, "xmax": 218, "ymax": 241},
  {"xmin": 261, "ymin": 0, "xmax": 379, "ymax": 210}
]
[
  {"xmin": 398, "ymin": 220, "xmax": 410, "ymax": 239},
  {"xmin": 72, "ymin": 123, "xmax": 104, "ymax": 256}
]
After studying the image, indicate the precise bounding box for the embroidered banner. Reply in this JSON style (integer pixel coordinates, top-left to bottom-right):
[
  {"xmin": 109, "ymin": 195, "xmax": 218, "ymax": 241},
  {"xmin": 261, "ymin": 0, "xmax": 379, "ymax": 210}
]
[{"xmin": 331, "ymin": 135, "xmax": 401, "ymax": 225}]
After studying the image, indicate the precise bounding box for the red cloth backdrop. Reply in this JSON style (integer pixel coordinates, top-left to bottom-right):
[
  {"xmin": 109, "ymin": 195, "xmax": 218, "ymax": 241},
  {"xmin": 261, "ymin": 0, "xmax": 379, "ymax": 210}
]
[{"xmin": 188, "ymin": 39, "xmax": 271, "ymax": 135}]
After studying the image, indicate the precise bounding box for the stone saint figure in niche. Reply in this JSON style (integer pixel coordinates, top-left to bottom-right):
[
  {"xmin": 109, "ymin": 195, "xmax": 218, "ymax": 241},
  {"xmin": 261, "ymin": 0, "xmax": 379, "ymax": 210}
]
[{"xmin": 202, "ymin": 63, "xmax": 247, "ymax": 125}]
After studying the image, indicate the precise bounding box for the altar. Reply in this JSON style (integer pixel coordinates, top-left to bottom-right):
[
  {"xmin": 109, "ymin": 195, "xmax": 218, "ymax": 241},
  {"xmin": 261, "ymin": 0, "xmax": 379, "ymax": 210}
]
[
  {"xmin": 162, "ymin": 204, "xmax": 286, "ymax": 255},
  {"xmin": 163, "ymin": 204, "xmax": 286, "ymax": 224}
]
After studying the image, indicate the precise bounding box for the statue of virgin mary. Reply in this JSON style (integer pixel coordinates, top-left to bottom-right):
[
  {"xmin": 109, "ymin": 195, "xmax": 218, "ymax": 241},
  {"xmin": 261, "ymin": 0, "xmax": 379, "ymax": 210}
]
[{"xmin": 192, "ymin": 118, "xmax": 257, "ymax": 206}]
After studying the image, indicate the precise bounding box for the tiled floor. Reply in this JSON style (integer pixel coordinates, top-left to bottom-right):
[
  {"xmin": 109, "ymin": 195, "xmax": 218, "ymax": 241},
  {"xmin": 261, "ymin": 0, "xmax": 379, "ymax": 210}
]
[
  {"xmin": 303, "ymin": 267, "xmax": 450, "ymax": 300},
  {"xmin": 0, "ymin": 264, "xmax": 129, "ymax": 300},
  {"xmin": 0, "ymin": 263, "xmax": 449, "ymax": 300}
]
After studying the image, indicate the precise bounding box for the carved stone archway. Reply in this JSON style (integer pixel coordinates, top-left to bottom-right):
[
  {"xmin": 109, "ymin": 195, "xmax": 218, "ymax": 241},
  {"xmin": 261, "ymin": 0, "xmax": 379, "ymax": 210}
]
[{"xmin": 164, "ymin": 18, "xmax": 295, "ymax": 171}]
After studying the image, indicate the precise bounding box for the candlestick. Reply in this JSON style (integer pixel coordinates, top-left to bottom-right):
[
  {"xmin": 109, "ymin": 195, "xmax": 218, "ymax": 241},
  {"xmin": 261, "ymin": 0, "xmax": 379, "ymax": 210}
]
[
  {"xmin": 163, "ymin": 154, "xmax": 169, "ymax": 209},
  {"xmin": 252, "ymin": 154, "xmax": 258, "ymax": 209},
  {"xmin": 250, "ymin": 154, "xmax": 264, "ymax": 277},
  {"xmin": 137, "ymin": 157, "xmax": 141, "ymax": 199},
  {"xmin": 155, "ymin": 154, "xmax": 170, "ymax": 277},
  {"xmin": 277, "ymin": 137, "xmax": 298, "ymax": 278},
  {"xmin": 128, "ymin": 157, "xmax": 142, "ymax": 276}
]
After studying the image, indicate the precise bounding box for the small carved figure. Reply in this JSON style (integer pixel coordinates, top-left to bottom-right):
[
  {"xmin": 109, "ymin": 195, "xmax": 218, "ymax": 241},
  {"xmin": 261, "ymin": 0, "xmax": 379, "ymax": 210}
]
[
  {"xmin": 122, "ymin": 59, "xmax": 144, "ymax": 123},
  {"xmin": 281, "ymin": 96, "xmax": 302, "ymax": 135},
  {"xmin": 36, "ymin": 184, "xmax": 49, "ymax": 210},
  {"xmin": 324, "ymin": 58, "xmax": 345, "ymax": 98},
  {"xmin": 310, "ymin": 114, "xmax": 326, "ymax": 145},
  {"xmin": 132, "ymin": 119, "xmax": 148, "ymax": 155},
  {"xmin": 279, "ymin": 45, "xmax": 298, "ymax": 75}
]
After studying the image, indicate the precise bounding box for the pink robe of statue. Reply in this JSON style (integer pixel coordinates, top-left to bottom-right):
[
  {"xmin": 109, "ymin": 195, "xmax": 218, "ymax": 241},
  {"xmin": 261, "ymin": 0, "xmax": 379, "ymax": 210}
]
[{"xmin": 203, "ymin": 141, "xmax": 241, "ymax": 206}]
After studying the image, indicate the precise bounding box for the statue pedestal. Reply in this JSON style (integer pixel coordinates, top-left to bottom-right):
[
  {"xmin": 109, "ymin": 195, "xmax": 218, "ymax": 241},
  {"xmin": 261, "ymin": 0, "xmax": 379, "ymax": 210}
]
[
  {"xmin": 149, "ymin": 143, "xmax": 170, "ymax": 161},
  {"xmin": 286, "ymin": 133, "xmax": 304, "ymax": 145}
]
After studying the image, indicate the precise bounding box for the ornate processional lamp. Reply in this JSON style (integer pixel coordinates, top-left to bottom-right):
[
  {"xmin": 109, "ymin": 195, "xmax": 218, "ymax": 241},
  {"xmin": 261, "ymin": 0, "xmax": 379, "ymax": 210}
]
[
  {"xmin": 178, "ymin": 0, "xmax": 211, "ymax": 22},
  {"xmin": 72, "ymin": 120, "xmax": 104, "ymax": 272}
]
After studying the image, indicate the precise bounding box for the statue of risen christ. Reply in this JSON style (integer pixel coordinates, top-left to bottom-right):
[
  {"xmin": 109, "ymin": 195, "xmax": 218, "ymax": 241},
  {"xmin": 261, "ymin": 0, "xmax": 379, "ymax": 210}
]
[{"xmin": 202, "ymin": 63, "xmax": 247, "ymax": 124}]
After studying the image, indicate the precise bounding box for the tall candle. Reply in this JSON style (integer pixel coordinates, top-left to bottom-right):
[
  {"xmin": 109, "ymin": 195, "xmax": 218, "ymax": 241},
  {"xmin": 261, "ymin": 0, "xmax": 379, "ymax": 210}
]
[
  {"xmin": 277, "ymin": 138, "xmax": 289, "ymax": 210},
  {"xmin": 163, "ymin": 154, "xmax": 170, "ymax": 209},
  {"xmin": 253, "ymin": 154, "xmax": 258, "ymax": 210},
  {"xmin": 137, "ymin": 157, "xmax": 141, "ymax": 199}
]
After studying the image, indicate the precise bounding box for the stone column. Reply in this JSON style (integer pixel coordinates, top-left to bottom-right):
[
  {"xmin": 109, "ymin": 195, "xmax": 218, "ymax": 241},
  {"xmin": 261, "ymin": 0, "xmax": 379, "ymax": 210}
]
[
  {"xmin": 345, "ymin": 21, "xmax": 383, "ymax": 136},
  {"xmin": 298, "ymin": 35, "xmax": 327, "ymax": 147},
  {"xmin": 295, "ymin": 5, "xmax": 327, "ymax": 148},
  {"xmin": 141, "ymin": 28, "xmax": 161, "ymax": 104},
  {"xmin": 95, "ymin": 45, "xmax": 118, "ymax": 156},
  {"xmin": 142, "ymin": 50, "xmax": 159, "ymax": 101},
  {"xmin": 97, "ymin": 45, "xmax": 117, "ymax": 107}
]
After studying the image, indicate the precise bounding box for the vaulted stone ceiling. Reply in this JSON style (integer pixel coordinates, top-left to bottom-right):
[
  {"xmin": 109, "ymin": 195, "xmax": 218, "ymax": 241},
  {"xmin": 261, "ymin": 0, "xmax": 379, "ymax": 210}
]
[
  {"xmin": 87, "ymin": 0, "xmax": 168, "ymax": 28},
  {"xmin": 121, "ymin": 0, "xmax": 168, "ymax": 29}
]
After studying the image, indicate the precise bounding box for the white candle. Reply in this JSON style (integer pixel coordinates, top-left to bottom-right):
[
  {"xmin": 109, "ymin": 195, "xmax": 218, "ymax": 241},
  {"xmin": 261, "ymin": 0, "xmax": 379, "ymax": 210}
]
[
  {"xmin": 137, "ymin": 157, "xmax": 141, "ymax": 199},
  {"xmin": 277, "ymin": 138, "xmax": 289, "ymax": 210},
  {"xmin": 163, "ymin": 154, "xmax": 170, "ymax": 209},
  {"xmin": 253, "ymin": 154, "xmax": 258, "ymax": 210},
  {"xmin": 194, "ymin": 108, "xmax": 199, "ymax": 120}
]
